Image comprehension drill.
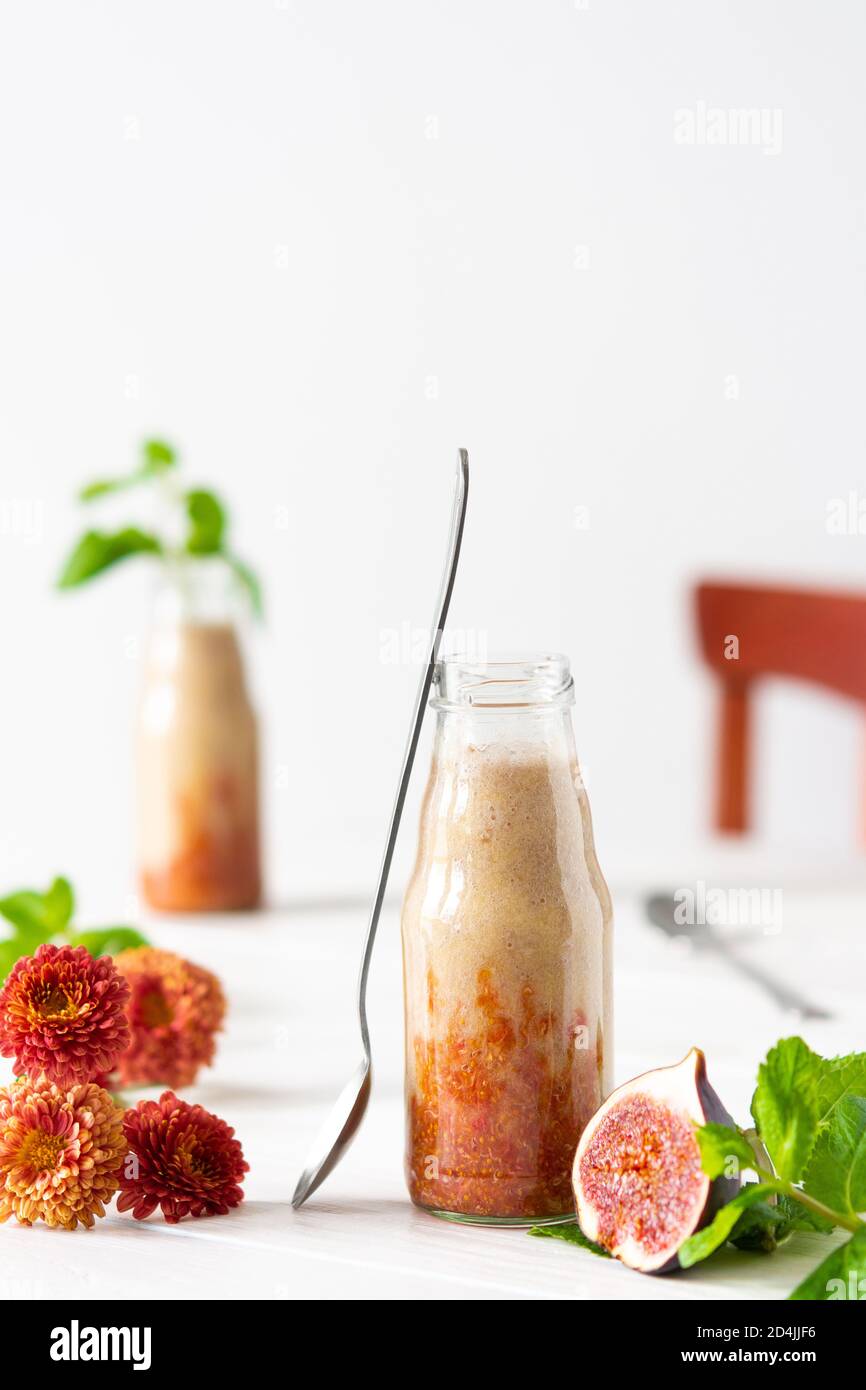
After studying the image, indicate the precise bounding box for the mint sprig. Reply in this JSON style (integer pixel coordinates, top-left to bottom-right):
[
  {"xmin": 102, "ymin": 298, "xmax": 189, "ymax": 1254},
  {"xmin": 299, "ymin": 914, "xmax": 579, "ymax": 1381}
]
[
  {"xmin": 58, "ymin": 437, "xmax": 263, "ymax": 617},
  {"xmin": 687, "ymin": 1039, "xmax": 866, "ymax": 1299}
]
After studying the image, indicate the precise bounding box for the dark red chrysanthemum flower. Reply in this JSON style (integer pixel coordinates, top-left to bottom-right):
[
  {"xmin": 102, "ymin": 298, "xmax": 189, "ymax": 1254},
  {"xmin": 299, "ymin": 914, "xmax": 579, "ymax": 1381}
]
[
  {"xmin": 117, "ymin": 1091, "xmax": 248, "ymax": 1223},
  {"xmin": 112, "ymin": 947, "xmax": 225, "ymax": 1089},
  {"xmin": 0, "ymin": 944, "xmax": 131, "ymax": 1087}
]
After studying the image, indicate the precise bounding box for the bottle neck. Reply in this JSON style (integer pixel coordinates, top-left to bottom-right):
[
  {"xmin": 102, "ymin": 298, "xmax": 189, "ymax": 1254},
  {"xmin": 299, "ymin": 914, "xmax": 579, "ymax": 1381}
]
[
  {"xmin": 143, "ymin": 559, "xmax": 251, "ymax": 697},
  {"xmin": 434, "ymin": 704, "xmax": 578, "ymax": 761},
  {"xmin": 149, "ymin": 555, "xmax": 247, "ymax": 630}
]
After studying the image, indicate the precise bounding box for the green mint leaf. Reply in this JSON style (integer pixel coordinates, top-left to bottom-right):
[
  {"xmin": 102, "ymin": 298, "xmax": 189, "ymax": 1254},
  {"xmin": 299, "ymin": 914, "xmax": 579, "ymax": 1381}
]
[
  {"xmin": 696, "ymin": 1123, "xmax": 756, "ymax": 1180},
  {"xmin": 775, "ymin": 1192, "xmax": 835, "ymax": 1235},
  {"xmin": 43, "ymin": 876, "xmax": 75, "ymax": 930},
  {"xmin": 528, "ymin": 1222, "xmax": 610, "ymax": 1257},
  {"xmin": 729, "ymin": 1198, "xmax": 790, "ymax": 1253},
  {"xmin": 0, "ymin": 939, "xmax": 28, "ymax": 984},
  {"xmin": 79, "ymin": 479, "xmax": 125, "ymax": 500},
  {"xmin": 815, "ymin": 1052, "xmax": 866, "ymax": 1127},
  {"xmin": 79, "ymin": 438, "xmax": 177, "ymax": 500},
  {"xmin": 802, "ymin": 1096, "xmax": 866, "ymax": 1223},
  {"xmin": 789, "ymin": 1227, "xmax": 866, "ymax": 1301},
  {"xmin": 58, "ymin": 528, "xmax": 163, "ymax": 587},
  {"xmin": 224, "ymin": 552, "xmax": 263, "ymax": 618},
  {"xmin": 0, "ymin": 875, "xmax": 74, "ymax": 937},
  {"xmin": 730, "ymin": 1191, "xmax": 834, "ymax": 1251},
  {"xmin": 65, "ymin": 927, "xmax": 149, "ymax": 958},
  {"xmin": 679, "ymin": 1183, "xmax": 778, "ymax": 1267},
  {"xmin": 751, "ymin": 1037, "xmax": 822, "ymax": 1183},
  {"xmin": 0, "ymin": 891, "xmax": 54, "ymax": 938},
  {"xmin": 141, "ymin": 438, "xmax": 176, "ymax": 471},
  {"xmin": 185, "ymin": 489, "xmax": 226, "ymax": 555},
  {"xmin": 0, "ymin": 876, "xmax": 76, "ymax": 982}
]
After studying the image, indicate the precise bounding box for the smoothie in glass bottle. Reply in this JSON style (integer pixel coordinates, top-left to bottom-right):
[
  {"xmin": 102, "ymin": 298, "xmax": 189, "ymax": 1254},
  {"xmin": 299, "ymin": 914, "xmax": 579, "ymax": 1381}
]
[
  {"xmin": 401, "ymin": 656, "xmax": 612, "ymax": 1223},
  {"xmin": 137, "ymin": 562, "xmax": 261, "ymax": 911}
]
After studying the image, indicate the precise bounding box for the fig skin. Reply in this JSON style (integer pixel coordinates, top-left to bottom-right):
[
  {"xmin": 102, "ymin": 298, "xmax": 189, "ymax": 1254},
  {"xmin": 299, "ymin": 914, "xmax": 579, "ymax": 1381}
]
[{"xmin": 572, "ymin": 1047, "xmax": 739, "ymax": 1274}]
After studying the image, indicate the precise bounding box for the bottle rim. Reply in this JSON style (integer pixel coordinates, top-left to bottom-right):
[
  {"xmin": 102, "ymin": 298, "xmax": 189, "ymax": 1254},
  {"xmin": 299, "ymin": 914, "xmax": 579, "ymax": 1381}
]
[{"xmin": 432, "ymin": 653, "xmax": 575, "ymax": 711}]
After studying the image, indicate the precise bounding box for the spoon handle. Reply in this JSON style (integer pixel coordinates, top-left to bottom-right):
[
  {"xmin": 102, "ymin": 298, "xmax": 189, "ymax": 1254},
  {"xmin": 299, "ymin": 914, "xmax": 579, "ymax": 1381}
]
[
  {"xmin": 702, "ymin": 934, "xmax": 833, "ymax": 1021},
  {"xmin": 357, "ymin": 451, "xmax": 469, "ymax": 1054}
]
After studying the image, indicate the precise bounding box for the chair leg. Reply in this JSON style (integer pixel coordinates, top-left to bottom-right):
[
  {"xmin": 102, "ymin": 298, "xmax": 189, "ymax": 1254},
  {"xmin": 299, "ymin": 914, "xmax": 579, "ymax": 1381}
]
[{"xmin": 715, "ymin": 681, "xmax": 750, "ymax": 833}]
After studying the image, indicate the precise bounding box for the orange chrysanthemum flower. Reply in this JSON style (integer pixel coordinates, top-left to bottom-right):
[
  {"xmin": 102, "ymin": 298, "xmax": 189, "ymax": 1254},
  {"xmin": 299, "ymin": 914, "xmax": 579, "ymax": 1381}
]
[
  {"xmin": 118, "ymin": 1091, "xmax": 247, "ymax": 1223},
  {"xmin": 112, "ymin": 947, "xmax": 226, "ymax": 1088},
  {"xmin": 0, "ymin": 944, "xmax": 130, "ymax": 1087},
  {"xmin": 0, "ymin": 1076, "xmax": 127, "ymax": 1229}
]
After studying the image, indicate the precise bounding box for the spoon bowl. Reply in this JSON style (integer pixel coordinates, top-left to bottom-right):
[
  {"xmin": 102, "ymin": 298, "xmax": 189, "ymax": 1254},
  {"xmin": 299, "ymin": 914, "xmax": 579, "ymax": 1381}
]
[{"xmin": 292, "ymin": 1060, "xmax": 371, "ymax": 1208}]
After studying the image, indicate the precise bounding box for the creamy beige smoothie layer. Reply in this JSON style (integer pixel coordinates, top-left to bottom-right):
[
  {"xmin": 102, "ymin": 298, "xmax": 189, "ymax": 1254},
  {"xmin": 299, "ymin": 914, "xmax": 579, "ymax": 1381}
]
[
  {"xmin": 402, "ymin": 739, "xmax": 613, "ymax": 1091},
  {"xmin": 137, "ymin": 622, "xmax": 259, "ymax": 905}
]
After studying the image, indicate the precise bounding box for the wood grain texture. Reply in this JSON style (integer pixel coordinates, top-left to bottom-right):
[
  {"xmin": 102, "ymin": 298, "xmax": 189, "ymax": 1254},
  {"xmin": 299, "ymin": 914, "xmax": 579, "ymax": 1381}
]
[{"xmin": 3, "ymin": 883, "xmax": 862, "ymax": 1300}]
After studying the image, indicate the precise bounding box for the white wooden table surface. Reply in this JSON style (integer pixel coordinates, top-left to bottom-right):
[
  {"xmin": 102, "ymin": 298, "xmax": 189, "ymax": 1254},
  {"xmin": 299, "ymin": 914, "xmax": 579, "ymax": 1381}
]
[{"xmin": 3, "ymin": 881, "xmax": 864, "ymax": 1301}]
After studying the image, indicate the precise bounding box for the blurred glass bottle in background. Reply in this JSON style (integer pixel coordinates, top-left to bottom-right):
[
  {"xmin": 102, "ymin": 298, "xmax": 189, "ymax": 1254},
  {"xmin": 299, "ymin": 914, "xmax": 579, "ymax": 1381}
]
[{"xmin": 137, "ymin": 559, "xmax": 261, "ymax": 912}]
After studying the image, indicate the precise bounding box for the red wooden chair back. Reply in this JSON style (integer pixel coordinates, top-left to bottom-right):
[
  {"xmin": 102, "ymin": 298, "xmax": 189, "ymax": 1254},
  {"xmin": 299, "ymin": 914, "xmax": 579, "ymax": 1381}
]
[{"xmin": 694, "ymin": 581, "xmax": 866, "ymax": 832}]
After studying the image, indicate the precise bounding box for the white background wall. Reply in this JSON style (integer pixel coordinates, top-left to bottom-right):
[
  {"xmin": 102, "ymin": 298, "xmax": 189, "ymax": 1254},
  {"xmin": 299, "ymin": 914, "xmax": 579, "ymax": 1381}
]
[{"xmin": 1, "ymin": 0, "xmax": 865, "ymax": 917}]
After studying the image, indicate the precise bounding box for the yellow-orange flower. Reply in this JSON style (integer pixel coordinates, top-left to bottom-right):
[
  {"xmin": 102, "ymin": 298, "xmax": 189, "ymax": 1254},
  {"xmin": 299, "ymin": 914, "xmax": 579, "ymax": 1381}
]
[
  {"xmin": 113, "ymin": 947, "xmax": 225, "ymax": 1088},
  {"xmin": 0, "ymin": 1077, "xmax": 127, "ymax": 1229}
]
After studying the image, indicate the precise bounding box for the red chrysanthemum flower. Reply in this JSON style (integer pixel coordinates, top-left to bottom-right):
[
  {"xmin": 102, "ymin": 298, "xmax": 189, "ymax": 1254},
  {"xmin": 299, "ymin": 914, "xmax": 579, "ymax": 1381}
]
[
  {"xmin": 0, "ymin": 1076, "xmax": 127, "ymax": 1229},
  {"xmin": 112, "ymin": 947, "xmax": 225, "ymax": 1089},
  {"xmin": 117, "ymin": 1091, "xmax": 247, "ymax": 1223},
  {"xmin": 0, "ymin": 944, "xmax": 131, "ymax": 1087}
]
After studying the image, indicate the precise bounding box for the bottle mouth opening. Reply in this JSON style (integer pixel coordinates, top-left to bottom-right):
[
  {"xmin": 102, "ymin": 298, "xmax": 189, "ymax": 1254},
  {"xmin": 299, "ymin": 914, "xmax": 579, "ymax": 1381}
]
[{"xmin": 432, "ymin": 654, "xmax": 574, "ymax": 711}]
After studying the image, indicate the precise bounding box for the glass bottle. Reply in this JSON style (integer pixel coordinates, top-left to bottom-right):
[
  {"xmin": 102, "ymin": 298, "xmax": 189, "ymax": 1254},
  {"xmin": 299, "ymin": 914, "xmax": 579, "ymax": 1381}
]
[
  {"xmin": 401, "ymin": 655, "xmax": 612, "ymax": 1224},
  {"xmin": 136, "ymin": 558, "xmax": 262, "ymax": 912}
]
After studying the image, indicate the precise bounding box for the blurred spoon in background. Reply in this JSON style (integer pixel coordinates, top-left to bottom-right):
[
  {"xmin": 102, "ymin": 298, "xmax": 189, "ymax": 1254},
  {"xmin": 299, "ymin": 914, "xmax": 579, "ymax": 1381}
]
[{"xmin": 644, "ymin": 892, "xmax": 832, "ymax": 1022}]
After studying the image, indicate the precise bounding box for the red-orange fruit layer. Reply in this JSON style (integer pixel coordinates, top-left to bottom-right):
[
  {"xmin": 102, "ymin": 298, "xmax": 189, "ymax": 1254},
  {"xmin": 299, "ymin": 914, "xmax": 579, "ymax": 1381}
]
[
  {"xmin": 141, "ymin": 779, "xmax": 260, "ymax": 912},
  {"xmin": 407, "ymin": 968, "xmax": 601, "ymax": 1219}
]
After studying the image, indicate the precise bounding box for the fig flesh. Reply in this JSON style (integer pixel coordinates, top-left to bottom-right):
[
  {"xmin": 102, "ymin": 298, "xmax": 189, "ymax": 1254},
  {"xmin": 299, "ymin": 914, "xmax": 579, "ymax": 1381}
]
[{"xmin": 572, "ymin": 1048, "xmax": 739, "ymax": 1274}]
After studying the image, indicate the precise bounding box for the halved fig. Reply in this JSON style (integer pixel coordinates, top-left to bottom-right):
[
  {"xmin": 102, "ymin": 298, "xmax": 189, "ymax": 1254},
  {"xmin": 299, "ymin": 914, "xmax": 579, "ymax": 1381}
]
[{"xmin": 573, "ymin": 1047, "xmax": 739, "ymax": 1274}]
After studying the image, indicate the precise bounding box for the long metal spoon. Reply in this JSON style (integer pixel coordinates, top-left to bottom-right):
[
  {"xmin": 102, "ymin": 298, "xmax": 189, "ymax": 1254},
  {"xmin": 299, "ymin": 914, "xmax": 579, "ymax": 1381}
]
[{"xmin": 292, "ymin": 449, "xmax": 469, "ymax": 1209}]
